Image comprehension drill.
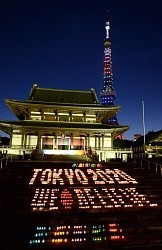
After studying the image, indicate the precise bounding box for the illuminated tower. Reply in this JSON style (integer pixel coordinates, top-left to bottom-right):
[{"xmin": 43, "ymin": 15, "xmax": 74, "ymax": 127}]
[{"xmin": 100, "ymin": 15, "xmax": 118, "ymax": 125}]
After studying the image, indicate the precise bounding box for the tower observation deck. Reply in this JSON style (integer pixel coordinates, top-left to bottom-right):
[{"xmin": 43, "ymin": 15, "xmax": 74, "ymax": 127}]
[{"xmin": 100, "ymin": 16, "xmax": 119, "ymax": 125}]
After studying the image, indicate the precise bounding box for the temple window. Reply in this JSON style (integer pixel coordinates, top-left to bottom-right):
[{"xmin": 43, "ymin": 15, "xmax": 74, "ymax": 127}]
[
  {"xmin": 72, "ymin": 113, "xmax": 84, "ymax": 122},
  {"xmin": 13, "ymin": 129, "xmax": 21, "ymax": 133},
  {"xmin": 58, "ymin": 112, "xmax": 70, "ymax": 122},
  {"xmin": 30, "ymin": 111, "xmax": 42, "ymax": 120},
  {"xmin": 41, "ymin": 136, "xmax": 56, "ymax": 150},
  {"xmin": 86, "ymin": 114, "xmax": 96, "ymax": 123},
  {"xmin": 58, "ymin": 138, "xmax": 70, "ymax": 150},
  {"xmin": 43, "ymin": 112, "xmax": 55, "ymax": 121},
  {"xmin": 72, "ymin": 137, "xmax": 84, "ymax": 150}
]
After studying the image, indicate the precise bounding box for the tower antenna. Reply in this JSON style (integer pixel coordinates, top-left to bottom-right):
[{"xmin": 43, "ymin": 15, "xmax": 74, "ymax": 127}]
[
  {"xmin": 100, "ymin": 13, "xmax": 118, "ymax": 125},
  {"xmin": 100, "ymin": 13, "xmax": 124, "ymax": 139}
]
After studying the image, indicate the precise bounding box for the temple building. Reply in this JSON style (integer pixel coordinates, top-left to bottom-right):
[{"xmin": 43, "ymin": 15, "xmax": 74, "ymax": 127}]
[
  {"xmin": 0, "ymin": 15, "xmax": 132, "ymax": 161},
  {"xmin": 0, "ymin": 84, "xmax": 130, "ymax": 161},
  {"xmin": 133, "ymin": 130, "xmax": 162, "ymax": 158}
]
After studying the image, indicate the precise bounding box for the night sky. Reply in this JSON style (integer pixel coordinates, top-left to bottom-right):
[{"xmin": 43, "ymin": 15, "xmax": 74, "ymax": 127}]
[{"xmin": 0, "ymin": 0, "xmax": 162, "ymax": 140}]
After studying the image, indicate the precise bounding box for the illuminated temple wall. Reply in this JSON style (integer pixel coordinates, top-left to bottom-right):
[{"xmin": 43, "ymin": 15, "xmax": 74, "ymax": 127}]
[
  {"xmin": 12, "ymin": 134, "xmax": 37, "ymax": 149},
  {"xmin": 12, "ymin": 134, "xmax": 22, "ymax": 148},
  {"xmin": 103, "ymin": 136, "xmax": 112, "ymax": 148},
  {"xmin": 8, "ymin": 129, "xmax": 124, "ymax": 161},
  {"xmin": 89, "ymin": 137, "xmax": 95, "ymax": 148},
  {"xmin": 26, "ymin": 135, "xmax": 38, "ymax": 148},
  {"xmin": 11, "ymin": 133, "xmax": 113, "ymax": 150}
]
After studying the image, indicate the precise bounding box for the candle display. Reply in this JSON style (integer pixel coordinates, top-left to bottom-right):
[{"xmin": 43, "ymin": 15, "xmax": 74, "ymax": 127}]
[{"xmin": 29, "ymin": 167, "xmax": 157, "ymax": 211}]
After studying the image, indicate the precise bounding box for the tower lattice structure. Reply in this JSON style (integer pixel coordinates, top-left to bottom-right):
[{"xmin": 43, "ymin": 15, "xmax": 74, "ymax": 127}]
[{"xmin": 100, "ymin": 16, "xmax": 119, "ymax": 125}]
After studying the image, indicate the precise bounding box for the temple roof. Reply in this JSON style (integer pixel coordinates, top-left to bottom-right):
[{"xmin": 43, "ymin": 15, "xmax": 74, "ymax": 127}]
[
  {"xmin": 5, "ymin": 99, "xmax": 121, "ymax": 121},
  {"xmin": 5, "ymin": 84, "xmax": 123, "ymax": 122},
  {"xmin": 0, "ymin": 120, "xmax": 129, "ymax": 137},
  {"xmin": 28, "ymin": 84, "xmax": 99, "ymax": 104},
  {"xmin": 133, "ymin": 130, "xmax": 162, "ymax": 147}
]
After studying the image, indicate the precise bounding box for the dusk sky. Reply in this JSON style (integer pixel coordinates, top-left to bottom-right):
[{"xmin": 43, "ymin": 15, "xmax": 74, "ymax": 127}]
[{"xmin": 0, "ymin": 0, "xmax": 162, "ymax": 140}]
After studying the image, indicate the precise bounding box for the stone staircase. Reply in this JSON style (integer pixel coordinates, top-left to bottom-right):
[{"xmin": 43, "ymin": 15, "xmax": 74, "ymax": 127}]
[{"xmin": 1, "ymin": 159, "xmax": 162, "ymax": 249}]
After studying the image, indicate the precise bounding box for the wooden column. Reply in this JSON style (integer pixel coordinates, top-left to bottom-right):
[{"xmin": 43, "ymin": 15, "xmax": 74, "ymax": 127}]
[
  {"xmin": 69, "ymin": 111, "xmax": 72, "ymax": 122},
  {"xmin": 87, "ymin": 134, "xmax": 90, "ymax": 149},
  {"xmin": 41, "ymin": 109, "xmax": 44, "ymax": 120},
  {"xmin": 95, "ymin": 136, "xmax": 97, "ymax": 149},
  {"xmin": 83, "ymin": 111, "xmax": 86, "ymax": 122},
  {"xmin": 85, "ymin": 137, "xmax": 87, "ymax": 150},
  {"xmin": 55, "ymin": 110, "xmax": 58, "ymax": 121},
  {"xmin": 36, "ymin": 132, "xmax": 41, "ymax": 154},
  {"xmin": 24, "ymin": 133, "xmax": 27, "ymax": 149},
  {"xmin": 98, "ymin": 136, "xmax": 101, "ymax": 150},
  {"xmin": 54, "ymin": 133, "xmax": 57, "ymax": 149},
  {"xmin": 70, "ymin": 133, "xmax": 73, "ymax": 149},
  {"xmin": 102, "ymin": 134, "xmax": 104, "ymax": 149},
  {"xmin": 21, "ymin": 132, "xmax": 25, "ymax": 148}
]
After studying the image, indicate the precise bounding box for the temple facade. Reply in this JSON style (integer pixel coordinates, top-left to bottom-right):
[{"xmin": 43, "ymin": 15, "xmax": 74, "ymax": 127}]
[{"xmin": 0, "ymin": 84, "xmax": 130, "ymax": 161}]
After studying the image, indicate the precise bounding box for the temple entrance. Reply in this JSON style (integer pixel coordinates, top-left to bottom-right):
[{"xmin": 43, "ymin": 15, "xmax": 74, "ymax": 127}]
[
  {"xmin": 58, "ymin": 138, "xmax": 70, "ymax": 150},
  {"xmin": 41, "ymin": 136, "xmax": 55, "ymax": 150},
  {"xmin": 41, "ymin": 136, "xmax": 85, "ymax": 150},
  {"xmin": 72, "ymin": 138, "xmax": 84, "ymax": 150}
]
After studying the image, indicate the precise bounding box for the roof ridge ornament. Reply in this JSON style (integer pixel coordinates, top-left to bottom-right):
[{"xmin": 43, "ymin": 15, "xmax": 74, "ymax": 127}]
[{"xmin": 28, "ymin": 83, "xmax": 38, "ymax": 100}]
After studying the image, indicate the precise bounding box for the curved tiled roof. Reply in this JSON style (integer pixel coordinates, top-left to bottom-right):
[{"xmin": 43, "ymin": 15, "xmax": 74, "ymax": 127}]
[
  {"xmin": 28, "ymin": 84, "xmax": 99, "ymax": 104},
  {"xmin": 0, "ymin": 120, "xmax": 129, "ymax": 136},
  {"xmin": 133, "ymin": 130, "xmax": 162, "ymax": 147}
]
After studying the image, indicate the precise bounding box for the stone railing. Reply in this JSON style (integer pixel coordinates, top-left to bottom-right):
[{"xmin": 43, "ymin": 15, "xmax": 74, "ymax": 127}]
[
  {"xmin": 138, "ymin": 158, "xmax": 162, "ymax": 175},
  {"xmin": 90, "ymin": 147, "xmax": 133, "ymax": 152}
]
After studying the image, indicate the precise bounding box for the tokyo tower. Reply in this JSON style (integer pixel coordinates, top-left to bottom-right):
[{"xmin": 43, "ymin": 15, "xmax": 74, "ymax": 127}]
[{"xmin": 100, "ymin": 15, "xmax": 119, "ymax": 125}]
